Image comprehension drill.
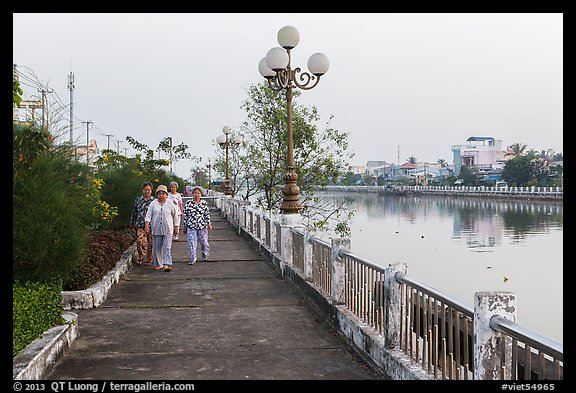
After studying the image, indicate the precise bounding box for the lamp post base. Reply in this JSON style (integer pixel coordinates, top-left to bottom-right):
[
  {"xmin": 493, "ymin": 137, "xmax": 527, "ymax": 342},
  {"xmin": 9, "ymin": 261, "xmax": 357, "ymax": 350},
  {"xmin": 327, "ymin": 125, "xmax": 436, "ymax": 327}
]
[
  {"xmin": 223, "ymin": 179, "xmax": 233, "ymax": 196},
  {"xmin": 280, "ymin": 167, "xmax": 301, "ymax": 214}
]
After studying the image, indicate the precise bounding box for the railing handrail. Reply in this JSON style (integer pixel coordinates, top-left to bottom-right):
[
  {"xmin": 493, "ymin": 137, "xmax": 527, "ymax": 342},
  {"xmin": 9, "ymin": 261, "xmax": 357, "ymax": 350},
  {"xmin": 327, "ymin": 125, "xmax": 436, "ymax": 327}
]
[
  {"xmin": 338, "ymin": 249, "xmax": 386, "ymax": 273},
  {"xmin": 309, "ymin": 235, "xmax": 331, "ymax": 249},
  {"xmin": 395, "ymin": 271, "xmax": 474, "ymax": 318},
  {"xmin": 182, "ymin": 196, "xmax": 219, "ymax": 201},
  {"xmin": 490, "ymin": 315, "xmax": 563, "ymax": 360}
]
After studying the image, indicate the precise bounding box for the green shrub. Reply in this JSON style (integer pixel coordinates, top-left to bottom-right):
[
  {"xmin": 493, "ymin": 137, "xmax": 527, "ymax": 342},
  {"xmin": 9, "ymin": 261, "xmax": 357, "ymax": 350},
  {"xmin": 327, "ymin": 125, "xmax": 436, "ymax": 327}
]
[
  {"xmin": 99, "ymin": 164, "xmax": 150, "ymax": 229},
  {"xmin": 99, "ymin": 163, "xmax": 186, "ymax": 229},
  {"xmin": 13, "ymin": 152, "xmax": 89, "ymax": 282},
  {"xmin": 13, "ymin": 280, "xmax": 65, "ymax": 357}
]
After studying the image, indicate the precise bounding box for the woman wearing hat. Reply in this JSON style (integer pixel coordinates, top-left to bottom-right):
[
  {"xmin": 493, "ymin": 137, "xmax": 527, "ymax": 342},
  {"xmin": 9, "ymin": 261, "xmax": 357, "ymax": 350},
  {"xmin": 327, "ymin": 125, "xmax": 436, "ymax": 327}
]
[{"xmin": 144, "ymin": 184, "xmax": 179, "ymax": 272}]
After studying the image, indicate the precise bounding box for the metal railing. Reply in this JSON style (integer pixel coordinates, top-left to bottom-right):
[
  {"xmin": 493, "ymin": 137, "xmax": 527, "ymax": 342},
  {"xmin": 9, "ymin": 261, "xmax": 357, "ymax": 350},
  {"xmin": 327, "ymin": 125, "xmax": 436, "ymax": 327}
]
[
  {"xmin": 275, "ymin": 221, "xmax": 281, "ymax": 256},
  {"xmin": 292, "ymin": 229, "xmax": 305, "ymax": 272},
  {"xmin": 396, "ymin": 272, "xmax": 474, "ymax": 380},
  {"xmin": 310, "ymin": 236, "xmax": 332, "ymax": 296},
  {"xmin": 340, "ymin": 250, "xmax": 385, "ymax": 335},
  {"xmin": 264, "ymin": 216, "xmax": 271, "ymax": 248},
  {"xmin": 491, "ymin": 316, "xmax": 563, "ymax": 380}
]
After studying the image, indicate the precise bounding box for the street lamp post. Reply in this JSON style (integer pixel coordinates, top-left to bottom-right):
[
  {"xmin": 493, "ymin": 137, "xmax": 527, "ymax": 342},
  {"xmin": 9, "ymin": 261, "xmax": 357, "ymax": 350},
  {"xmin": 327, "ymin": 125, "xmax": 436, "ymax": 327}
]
[
  {"xmin": 258, "ymin": 25, "xmax": 329, "ymax": 214},
  {"xmin": 206, "ymin": 158, "xmax": 212, "ymax": 190},
  {"xmin": 258, "ymin": 26, "xmax": 330, "ymax": 214},
  {"xmin": 217, "ymin": 126, "xmax": 242, "ymax": 197}
]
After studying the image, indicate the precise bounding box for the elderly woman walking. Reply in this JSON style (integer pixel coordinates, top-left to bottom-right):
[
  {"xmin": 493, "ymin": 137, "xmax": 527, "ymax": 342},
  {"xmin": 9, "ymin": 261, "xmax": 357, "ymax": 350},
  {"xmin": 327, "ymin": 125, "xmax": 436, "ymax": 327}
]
[
  {"xmin": 130, "ymin": 181, "xmax": 155, "ymax": 265},
  {"xmin": 167, "ymin": 181, "xmax": 184, "ymax": 240},
  {"xmin": 183, "ymin": 186, "xmax": 212, "ymax": 265},
  {"xmin": 145, "ymin": 184, "xmax": 179, "ymax": 272}
]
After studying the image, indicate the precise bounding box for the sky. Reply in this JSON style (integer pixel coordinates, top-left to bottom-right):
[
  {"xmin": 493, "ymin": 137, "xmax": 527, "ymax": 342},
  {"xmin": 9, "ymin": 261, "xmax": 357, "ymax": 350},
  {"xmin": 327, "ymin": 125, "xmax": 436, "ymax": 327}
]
[{"xmin": 13, "ymin": 13, "xmax": 563, "ymax": 179}]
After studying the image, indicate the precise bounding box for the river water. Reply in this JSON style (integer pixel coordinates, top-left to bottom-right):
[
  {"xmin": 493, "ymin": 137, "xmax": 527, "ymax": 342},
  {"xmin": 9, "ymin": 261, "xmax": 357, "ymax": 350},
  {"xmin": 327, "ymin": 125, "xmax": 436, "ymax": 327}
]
[{"xmin": 314, "ymin": 191, "xmax": 563, "ymax": 343}]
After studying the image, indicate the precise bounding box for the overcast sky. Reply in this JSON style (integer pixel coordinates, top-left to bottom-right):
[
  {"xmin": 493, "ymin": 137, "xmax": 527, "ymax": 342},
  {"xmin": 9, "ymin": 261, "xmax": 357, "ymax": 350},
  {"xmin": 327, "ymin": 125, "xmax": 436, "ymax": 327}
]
[{"xmin": 13, "ymin": 13, "xmax": 563, "ymax": 179}]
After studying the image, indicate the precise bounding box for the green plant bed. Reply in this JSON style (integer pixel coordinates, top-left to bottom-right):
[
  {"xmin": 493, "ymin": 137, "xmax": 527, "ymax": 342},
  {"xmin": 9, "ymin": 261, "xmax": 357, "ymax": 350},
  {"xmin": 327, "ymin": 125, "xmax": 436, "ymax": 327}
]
[
  {"xmin": 63, "ymin": 228, "xmax": 137, "ymax": 291},
  {"xmin": 13, "ymin": 280, "xmax": 65, "ymax": 357}
]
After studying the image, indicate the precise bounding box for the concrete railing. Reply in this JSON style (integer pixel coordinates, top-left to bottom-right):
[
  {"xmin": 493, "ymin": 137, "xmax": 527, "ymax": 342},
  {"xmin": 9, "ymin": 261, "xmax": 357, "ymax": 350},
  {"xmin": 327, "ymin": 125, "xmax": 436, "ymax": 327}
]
[{"xmin": 215, "ymin": 192, "xmax": 563, "ymax": 380}]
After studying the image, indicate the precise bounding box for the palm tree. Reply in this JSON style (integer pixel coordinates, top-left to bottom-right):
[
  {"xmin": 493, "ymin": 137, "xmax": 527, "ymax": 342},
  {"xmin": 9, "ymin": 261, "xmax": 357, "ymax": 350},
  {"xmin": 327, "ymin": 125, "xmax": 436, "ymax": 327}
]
[
  {"xmin": 407, "ymin": 156, "xmax": 417, "ymax": 164},
  {"xmin": 507, "ymin": 142, "xmax": 527, "ymax": 157},
  {"xmin": 437, "ymin": 158, "xmax": 447, "ymax": 168}
]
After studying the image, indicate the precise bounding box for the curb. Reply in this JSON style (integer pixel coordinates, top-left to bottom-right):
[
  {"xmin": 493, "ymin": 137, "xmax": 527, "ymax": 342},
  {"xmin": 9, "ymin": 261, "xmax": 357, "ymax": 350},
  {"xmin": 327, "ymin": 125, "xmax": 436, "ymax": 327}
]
[
  {"xmin": 61, "ymin": 243, "xmax": 137, "ymax": 309},
  {"xmin": 13, "ymin": 312, "xmax": 79, "ymax": 380},
  {"xmin": 13, "ymin": 242, "xmax": 137, "ymax": 380}
]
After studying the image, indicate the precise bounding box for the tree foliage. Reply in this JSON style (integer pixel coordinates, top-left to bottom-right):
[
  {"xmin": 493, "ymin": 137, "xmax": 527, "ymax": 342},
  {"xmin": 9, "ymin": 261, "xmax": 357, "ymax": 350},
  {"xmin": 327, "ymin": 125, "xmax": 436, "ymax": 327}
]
[
  {"xmin": 236, "ymin": 82, "xmax": 355, "ymax": 236},
  {"xmin": 13, "ymin": 79, "xmax": 23, "ymax": 107}
]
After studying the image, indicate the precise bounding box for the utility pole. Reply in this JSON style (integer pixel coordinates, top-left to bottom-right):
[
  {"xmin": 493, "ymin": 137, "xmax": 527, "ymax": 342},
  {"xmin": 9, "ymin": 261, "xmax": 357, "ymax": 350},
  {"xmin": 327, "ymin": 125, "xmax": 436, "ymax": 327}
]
[
  {"xmin": 103, "ymin": 133, "xmax": 114, "ymax": 151},
  {"xmin": 68, "ymin": 72, "xmax": 75, "ymax": 143},
  {"xmin": 38, "ymin": 87, "xmax": 54, "ymax": 131},
  {"xmin": 116, "ymin": 140, "xmax": 121, "ymax": 155},
  {"xmin": 82, "ymin": 120, "xmax": 93, "ymax": 169}
]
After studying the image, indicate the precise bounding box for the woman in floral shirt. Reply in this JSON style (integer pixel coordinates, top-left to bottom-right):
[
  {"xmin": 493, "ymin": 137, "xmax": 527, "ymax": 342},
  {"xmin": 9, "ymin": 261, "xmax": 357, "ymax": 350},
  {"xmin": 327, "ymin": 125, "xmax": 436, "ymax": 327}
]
[
  {"xmin": 183, "ymin": 186, "xmax": 212, "ymax": 265},
  {"xmin": 130, "ymin": 182, "xmax": 155, "ymax": 265}
]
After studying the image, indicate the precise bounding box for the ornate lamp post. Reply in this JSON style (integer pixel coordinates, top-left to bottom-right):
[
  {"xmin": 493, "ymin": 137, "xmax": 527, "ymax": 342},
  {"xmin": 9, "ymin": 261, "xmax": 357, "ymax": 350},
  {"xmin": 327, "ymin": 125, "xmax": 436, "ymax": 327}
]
[
  {"xmin": 206, "ymin": 158, "xmax": 212, "ymax": 190},
  {"xmin": 217, "ymin": 126, "xmax": 243, "ymax": 197},
  {"xmin": 258, "ymin": 25, "xmax": 329, "ymax": 214}
]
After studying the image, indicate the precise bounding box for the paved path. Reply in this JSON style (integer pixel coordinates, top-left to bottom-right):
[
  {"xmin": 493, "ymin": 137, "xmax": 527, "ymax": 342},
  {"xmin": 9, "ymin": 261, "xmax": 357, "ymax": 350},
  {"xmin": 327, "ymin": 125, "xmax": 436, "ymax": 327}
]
[{"xmin": 47, "ymin": 209, "xmax": 384, "ymax": 380}]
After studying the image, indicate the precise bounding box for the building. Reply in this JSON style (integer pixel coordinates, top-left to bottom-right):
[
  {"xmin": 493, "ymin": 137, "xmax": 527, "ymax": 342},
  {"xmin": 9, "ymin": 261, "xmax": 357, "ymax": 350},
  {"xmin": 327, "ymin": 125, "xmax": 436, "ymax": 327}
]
[
  {"xmin": 349, "ymin": 165, "xmax": 365, "ymax": 175},
  {"xmin": 365, "ymin": 161, "xmax": 388, "ymax": 177},
  {"xmin": 75, "ymin": 140, "xmax": 99, "ymax": 168},
  {"xmin": 451, "ymin": 136, "xmax": 506, "ymax": 176}
]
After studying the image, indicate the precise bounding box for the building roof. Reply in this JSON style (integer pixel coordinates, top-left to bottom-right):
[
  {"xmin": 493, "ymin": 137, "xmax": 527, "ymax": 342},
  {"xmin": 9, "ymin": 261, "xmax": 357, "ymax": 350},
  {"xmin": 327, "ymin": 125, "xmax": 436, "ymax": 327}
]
[
  {"xmin": 400, "ymin": 162, "xmax": 417, "ymax": 168},
  {"xmin": 467, "ymin": 136, "xmax": 495, "ymax": 142},
  {"xmin": 365, "ymin": 160, "xmax": 387, "ymax": 167}
]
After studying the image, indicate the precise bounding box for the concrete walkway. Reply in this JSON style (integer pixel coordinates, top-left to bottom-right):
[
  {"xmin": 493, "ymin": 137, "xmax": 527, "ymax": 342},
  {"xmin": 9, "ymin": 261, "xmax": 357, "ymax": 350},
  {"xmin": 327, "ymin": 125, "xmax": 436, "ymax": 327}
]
[{"xmin": 47, "ymin": 209, "xmax": 384, "ymax": 380}]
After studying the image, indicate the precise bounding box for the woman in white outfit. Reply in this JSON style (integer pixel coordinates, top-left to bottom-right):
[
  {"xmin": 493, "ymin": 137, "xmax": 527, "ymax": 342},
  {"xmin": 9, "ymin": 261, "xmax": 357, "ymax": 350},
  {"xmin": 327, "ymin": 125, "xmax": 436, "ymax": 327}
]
[
  {"xmin": 167, "ymin": 181, "xmax": 184, "ymax": 240},
  {"xmin": 145, "ymin": 184, "xmax": 179, "ymax": 272}
]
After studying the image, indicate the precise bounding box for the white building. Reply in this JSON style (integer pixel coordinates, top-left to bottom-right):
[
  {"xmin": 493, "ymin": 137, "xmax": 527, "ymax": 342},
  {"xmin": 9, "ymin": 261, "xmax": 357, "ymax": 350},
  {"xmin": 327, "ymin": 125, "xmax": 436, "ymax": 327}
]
[{"xmin": 451, "ymin": 136, "xmax": 506, "ymax": 176}]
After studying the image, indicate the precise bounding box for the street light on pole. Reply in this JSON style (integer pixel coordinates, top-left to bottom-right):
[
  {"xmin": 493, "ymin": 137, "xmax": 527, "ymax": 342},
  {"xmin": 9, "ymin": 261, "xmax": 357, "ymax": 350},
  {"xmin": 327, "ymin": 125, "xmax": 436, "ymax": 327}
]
[
  {"xmin": 206, "ymin": 158, "xmax": 212, "ymax": 190},
  {"xmin": 217, "ymin": 126, "xmax": 242, "ymax": 197},
  {"xmin": 258, "ymin": 25, "xmax": 329, "ymax": 214}
]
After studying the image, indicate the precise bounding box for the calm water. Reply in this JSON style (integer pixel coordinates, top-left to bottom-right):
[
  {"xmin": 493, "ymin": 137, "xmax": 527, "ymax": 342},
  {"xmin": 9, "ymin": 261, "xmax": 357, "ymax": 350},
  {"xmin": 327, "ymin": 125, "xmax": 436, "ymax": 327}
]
[{"xmin": 315, "ymin": 191, "xmax": 563, "ymax": 342}]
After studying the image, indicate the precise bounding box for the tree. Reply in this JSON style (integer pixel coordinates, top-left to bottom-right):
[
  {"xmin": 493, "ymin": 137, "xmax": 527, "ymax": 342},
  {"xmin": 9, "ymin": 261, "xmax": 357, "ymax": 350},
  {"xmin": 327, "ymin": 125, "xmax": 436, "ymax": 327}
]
[
  {"xmin": 437, "ymin": 158, "xmax": 447, "ymax": 168},
  {"xmin": 343, "ymin": 171, "xmax": 363, "ymax": 186},
  {"xmin": 212, "ymin": 129, "xmax": 257, "ymax": 199},
  {"xmin": 238, "ymin": 82, "xmax": 355, "ymax": 236},
  {"xmin": 189, "ymin": 167, "xmax": 209, "ymax": 189},
  {"xmin": 507, "ymin": 142, "xmax": 527, "ymax": 157},
  {"xmin": 126, "ymin": 135, "xmax": 176, "ymax": 175},
  {"xmin": 502, "ymin": 155, "xmax": 533, "ymax": 186},
  {"xmin": 458, "ymin": 165, "xmax": 478, "ymax": 186},
  {"xmin": 408, "ymin": 156, "xmax": 417, "ymax": 164},
  {"xmin": 157, "ymin": 136, "xmax": 199, "ymax": 176}
]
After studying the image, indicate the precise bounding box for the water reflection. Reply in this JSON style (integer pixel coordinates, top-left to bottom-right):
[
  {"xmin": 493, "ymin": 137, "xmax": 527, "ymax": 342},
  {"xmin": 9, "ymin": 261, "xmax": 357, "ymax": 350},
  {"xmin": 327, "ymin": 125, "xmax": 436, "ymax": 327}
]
[
  {"xmin": 326, "ymin": 192, "xmax": 563, "ymax": 245},
  {"xmin": 316, "ymin": 191, "xmax": 563, "ymax": 342}
]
